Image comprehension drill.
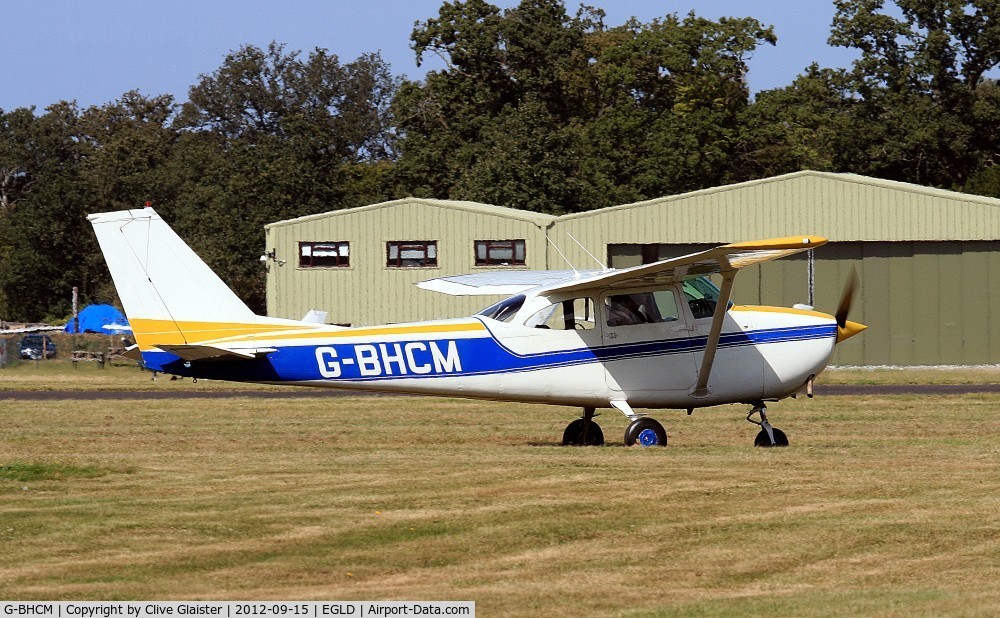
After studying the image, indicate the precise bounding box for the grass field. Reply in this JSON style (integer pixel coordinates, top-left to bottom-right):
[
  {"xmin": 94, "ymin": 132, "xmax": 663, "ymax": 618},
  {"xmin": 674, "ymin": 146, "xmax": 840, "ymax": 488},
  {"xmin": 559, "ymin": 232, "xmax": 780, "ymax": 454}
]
[
  {"xmin": 2, "ymin": 360, "xmax": 999, "ymax": 392},
  {"xmin": 0, "ymin": 361, "xmax": 304, "ymax": 391},
  {"xmin": 1, "ymin": 365, "xmax": 999, "ymax": 615}
]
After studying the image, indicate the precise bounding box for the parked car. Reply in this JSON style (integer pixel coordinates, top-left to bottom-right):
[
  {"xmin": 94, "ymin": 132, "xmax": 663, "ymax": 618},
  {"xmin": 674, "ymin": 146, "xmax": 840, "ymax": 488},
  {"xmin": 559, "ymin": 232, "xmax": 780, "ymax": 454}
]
[{"xmin": 19, "ymin": 334, "xmax": 57, "ymax": 360}]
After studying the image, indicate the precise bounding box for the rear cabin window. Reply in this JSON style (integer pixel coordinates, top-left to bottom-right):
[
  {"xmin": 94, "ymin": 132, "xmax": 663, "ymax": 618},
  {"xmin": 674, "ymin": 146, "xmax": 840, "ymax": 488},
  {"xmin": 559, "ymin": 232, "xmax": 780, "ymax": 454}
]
[
  {"xmin": 299, "ymin": 241, "xmax": 350, "ymax": 268},
  {"xmin": 525, "ymin": 297, "xmax": 596, "ymax": 330},
  {"xmin": 387, "ymin": 241, "xmax": 437, "ymax": 268}
]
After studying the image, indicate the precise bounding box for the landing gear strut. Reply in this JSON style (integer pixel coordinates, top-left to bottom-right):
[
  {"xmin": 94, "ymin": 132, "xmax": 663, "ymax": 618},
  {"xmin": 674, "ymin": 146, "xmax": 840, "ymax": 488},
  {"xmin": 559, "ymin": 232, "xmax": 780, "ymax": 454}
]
[
  {"xmin": 747, "ymin": 402, "xmax": 788, "ymax": 447},
  {"xmin": 562, "ymin": 406, "xmax": 605, "ymax": 446},
  {"xmin": 610, "ymin": 400, "xmax": 667, "ymax": 447}
]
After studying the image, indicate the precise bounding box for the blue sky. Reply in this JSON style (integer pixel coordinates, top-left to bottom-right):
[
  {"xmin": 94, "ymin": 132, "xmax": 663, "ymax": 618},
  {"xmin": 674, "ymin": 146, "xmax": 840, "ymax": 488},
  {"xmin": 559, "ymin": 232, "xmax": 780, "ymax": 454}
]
[{"xmin": 1, "ymin": 1, "xmax": 860, "ymax": 112}]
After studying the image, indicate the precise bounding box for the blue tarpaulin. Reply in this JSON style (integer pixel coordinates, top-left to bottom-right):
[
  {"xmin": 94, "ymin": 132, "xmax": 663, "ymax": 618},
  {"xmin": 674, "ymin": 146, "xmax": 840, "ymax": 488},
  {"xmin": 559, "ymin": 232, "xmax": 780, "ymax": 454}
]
[{"xmin": 65, "ymin": 304, "xmax": 131, "ymax": 334}]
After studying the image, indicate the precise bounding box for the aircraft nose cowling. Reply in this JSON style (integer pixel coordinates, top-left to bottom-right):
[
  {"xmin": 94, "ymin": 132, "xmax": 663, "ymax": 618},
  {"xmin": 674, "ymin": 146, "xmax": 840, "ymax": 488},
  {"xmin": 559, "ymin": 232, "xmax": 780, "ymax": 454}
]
[{"xmin": 837, "ymin": 320, "xmax": 867, "ymax": 343}]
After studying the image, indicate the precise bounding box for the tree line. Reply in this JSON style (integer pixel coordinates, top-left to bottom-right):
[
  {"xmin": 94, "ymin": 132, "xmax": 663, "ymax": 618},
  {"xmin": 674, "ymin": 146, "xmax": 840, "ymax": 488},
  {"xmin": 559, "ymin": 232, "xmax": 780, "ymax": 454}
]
[{"xmin": 2, "ymin": 0, "xmax": 999, "ymax": 322}]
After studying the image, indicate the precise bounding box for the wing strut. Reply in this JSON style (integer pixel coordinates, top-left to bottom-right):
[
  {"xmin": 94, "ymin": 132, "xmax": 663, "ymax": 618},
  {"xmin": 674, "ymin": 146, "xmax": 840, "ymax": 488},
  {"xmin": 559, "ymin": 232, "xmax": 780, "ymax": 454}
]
[{"xmin": 690, "ymin": 271, "xmax": 736, "ymax": 398}]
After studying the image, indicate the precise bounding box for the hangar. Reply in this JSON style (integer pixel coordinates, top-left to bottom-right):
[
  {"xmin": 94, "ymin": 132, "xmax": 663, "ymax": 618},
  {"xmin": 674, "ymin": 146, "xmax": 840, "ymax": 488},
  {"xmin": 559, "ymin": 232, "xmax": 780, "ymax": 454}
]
[
  {"xmin": 264, "ymin": 171, "xmax": 1000, "ymax": 366},
  {"xmin": 265, "ymin": 198, "xmax": 555, "ymax": 326}
]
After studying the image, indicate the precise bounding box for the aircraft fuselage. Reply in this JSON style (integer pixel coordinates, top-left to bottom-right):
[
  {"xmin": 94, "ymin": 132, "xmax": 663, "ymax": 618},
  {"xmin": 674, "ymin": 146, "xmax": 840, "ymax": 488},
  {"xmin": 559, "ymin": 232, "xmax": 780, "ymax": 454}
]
[{"xmin": 143, "ymin": 304, "xmax": 837, "ymax": 410}]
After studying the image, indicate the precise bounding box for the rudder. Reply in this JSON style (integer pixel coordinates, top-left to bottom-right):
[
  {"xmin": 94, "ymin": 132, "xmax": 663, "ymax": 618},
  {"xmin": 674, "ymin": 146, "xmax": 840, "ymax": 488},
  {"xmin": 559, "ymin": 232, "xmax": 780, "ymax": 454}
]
[{"xmin": 88, "ymin": 208, "xmax": 258, "ymax": 350}]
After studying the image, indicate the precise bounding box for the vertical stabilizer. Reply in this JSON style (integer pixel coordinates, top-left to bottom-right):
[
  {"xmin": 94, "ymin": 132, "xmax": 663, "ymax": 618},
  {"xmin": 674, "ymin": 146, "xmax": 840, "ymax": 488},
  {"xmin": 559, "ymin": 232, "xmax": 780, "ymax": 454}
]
[{"xmin": 88, "ymin": 208, "xmax": 258, "ymax": 348}]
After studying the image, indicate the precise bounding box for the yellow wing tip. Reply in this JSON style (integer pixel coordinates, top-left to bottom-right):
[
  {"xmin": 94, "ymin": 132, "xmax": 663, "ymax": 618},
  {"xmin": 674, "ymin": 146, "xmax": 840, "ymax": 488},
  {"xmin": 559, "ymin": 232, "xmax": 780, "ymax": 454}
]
[{"xmin": 725, "ymin": 236, "xmax": 828, "ymax": 251}]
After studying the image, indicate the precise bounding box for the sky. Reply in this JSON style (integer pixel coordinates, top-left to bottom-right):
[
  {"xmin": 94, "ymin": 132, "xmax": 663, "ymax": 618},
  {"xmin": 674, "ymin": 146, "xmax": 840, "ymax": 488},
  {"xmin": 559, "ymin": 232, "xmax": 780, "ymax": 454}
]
[{"xmin": 1, "ymin": 1, "xmax": 862, "ymax": 113}]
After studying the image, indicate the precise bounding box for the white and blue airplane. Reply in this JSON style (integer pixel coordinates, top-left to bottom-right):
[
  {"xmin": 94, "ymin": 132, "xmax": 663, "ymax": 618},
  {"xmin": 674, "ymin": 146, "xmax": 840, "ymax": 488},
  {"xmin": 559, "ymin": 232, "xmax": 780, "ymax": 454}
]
[{"xmin": 89, "ymin": 207, "xmax": 865, "ymax": 447}]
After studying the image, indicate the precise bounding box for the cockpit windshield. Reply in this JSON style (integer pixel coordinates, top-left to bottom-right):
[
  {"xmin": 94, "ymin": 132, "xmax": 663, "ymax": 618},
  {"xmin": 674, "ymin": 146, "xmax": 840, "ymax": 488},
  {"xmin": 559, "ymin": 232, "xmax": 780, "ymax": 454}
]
[
  {"xmin": 477, "ymin": 294, "xmax": 525, "ymax": 323},
  {"xmin": 681, "ymin": 276, "xmax": 729, "ymax": 319}
]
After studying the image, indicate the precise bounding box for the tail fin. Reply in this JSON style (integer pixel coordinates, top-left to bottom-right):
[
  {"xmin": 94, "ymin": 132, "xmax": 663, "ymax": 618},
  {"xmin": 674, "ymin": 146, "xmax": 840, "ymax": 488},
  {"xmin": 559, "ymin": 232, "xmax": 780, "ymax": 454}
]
[{"xmin": 88, "ymin": 208, "xmax": 259, "ymax": 350}]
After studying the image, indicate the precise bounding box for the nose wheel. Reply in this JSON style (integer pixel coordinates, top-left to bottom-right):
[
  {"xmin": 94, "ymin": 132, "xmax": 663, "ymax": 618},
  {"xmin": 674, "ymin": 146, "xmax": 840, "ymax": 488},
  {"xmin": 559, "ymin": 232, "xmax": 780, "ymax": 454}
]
[{"xmin": 748, "ymin": 403, "xmax": 788, "ymax": 447}]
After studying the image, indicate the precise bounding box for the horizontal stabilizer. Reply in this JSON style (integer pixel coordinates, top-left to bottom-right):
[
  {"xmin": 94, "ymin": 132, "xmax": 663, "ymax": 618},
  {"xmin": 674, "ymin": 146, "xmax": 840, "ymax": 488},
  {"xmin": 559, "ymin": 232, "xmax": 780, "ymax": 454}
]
[
  {"xmin": 123, "ymin": 344, "xmax": 143, "ymax": 361},
  {"xmin": 301, "ymin": 309, "xmax": 329, "ymax": 323},
  {"xmin": 155, "ymin": 344, "xmax": 277, "ymax": 362}
]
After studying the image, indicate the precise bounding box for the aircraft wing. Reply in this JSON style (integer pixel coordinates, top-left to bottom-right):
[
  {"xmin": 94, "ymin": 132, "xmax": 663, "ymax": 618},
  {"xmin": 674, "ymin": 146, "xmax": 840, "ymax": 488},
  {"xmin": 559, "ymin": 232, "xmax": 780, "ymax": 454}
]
[
  {"xmin": 418, "ymin": 236, "xmax": 826, "ymax": 297},
  {"xmin": 416, "ymin": 269, "xmax": 603, "ymax": 296},
  {"xmin": 542, "ymin": 236, "xmax": 827, "ymax": 295}
]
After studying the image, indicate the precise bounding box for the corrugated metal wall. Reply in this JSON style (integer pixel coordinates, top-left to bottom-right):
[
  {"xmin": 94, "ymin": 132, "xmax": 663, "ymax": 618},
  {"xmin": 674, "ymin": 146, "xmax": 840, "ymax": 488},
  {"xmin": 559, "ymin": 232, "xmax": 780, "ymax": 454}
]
[
  {"xmin": 553, "ymin": 172, "xmax": 1000, "ymax": 265},
  {"xmin": 266, "ymin": 199, "xmax": 553, "ymax": 325},
  {"xmin": 618, "ymin": 242, "xmax": 1000, "ymax": 365},
  {"xmin": 557, "ymin": 172, "xmax": 1000, "ymax": 365}
]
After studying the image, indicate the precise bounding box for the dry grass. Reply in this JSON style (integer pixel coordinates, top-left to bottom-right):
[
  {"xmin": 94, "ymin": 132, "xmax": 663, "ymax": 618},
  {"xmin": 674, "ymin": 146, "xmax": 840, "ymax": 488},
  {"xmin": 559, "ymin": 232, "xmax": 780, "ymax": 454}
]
[
  {"xmin": 0, "ymin": 362, "xmax": 307, "ymax": 392},
  {"xmin": 823, "ymin": 366, "xmax": 1000, "ymax": 385},
  {"xmin": 1, "ymin": 392, "xmax": 998, "ymax": 616},
  {"xmin": 3, "ymin": 362, "xmax": 999, "ymax": 392}
]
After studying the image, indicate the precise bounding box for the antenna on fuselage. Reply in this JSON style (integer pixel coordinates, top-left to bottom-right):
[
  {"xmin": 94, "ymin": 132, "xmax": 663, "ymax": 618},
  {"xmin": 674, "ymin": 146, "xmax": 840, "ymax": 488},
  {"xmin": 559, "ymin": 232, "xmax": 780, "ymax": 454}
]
[
  {"xmin": 544, "ymin": 234, "xmax": 579, "ymax": 275},
  {"xmin": 567, "ymin": 232, "xmax": 608, "ymax": 271}
]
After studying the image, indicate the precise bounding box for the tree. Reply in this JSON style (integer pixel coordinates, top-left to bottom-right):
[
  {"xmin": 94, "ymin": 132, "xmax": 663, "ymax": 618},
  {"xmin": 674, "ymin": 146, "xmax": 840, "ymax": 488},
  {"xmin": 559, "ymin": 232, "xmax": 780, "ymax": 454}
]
[
  {"xmin": 0, "ymin": 102, "xmax": 100, "ymax": 321},
  {"xmin": 734, "ymin": 65, "xmax": 859, "ymax": 179},
  {"xmin": 179, "ymin": 42, "xmax": 399, "ymax": 162},
  {"xmin": 587, "ymin": 13, "xmax": 775, "ymax": 196},
  {"xmin": 392, "ymin": 1, "xmax": 775, "ymax": 211},
  {"xmin": 0, "ymin": 107, "xmax": 41, "ymax": 216},
  {"xmin": 830, "ymin": 0, "xmax": 1000, "ymax": 96},
  {"xmin": 173, "ymin": 43, "xmax": 400, "ymax": 311},
  {"xmin": 734, "ymin": 1, "xmax": 1000, "ymax": 190},
  {"xmin": 79, "ymin": 91, "xmax": 178, "ymax": 211},
  {"xmin": 825, "ymin": 0, "xmax": 1000, "ymax": 188}
]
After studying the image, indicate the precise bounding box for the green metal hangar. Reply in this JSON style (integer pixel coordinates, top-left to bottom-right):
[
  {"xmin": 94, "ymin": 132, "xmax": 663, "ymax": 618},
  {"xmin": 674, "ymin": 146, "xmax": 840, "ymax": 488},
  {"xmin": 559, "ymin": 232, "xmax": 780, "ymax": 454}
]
[
  {"xmin": 264, "ymin": 171, "xmax": 1000, "ymax": 366},
  {"xmin": 264, "ymin": 198, "xmax": 555, "ymax": 326}
]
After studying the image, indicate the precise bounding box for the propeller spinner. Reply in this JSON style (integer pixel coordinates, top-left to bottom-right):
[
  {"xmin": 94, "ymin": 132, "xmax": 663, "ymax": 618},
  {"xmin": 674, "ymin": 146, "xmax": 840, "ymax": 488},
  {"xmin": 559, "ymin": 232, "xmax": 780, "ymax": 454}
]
[{"xmin": 835, "ymin": 268, "xmax": 866, "ymax": 343}]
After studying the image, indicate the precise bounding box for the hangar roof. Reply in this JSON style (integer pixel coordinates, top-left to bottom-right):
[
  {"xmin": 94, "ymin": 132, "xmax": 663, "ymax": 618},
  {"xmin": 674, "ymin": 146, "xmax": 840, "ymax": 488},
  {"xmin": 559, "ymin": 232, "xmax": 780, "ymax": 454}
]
[
  {"xmin": 266, "ymin": 197, "xmax": 557, "ymax": 230},
  {"xmin": 557, "ymin": 171, "xmax": 1000, "ymax": 242},
  {"xmin": 266, "ymin": 172, "xmax": 1000, "ymax": 242}
]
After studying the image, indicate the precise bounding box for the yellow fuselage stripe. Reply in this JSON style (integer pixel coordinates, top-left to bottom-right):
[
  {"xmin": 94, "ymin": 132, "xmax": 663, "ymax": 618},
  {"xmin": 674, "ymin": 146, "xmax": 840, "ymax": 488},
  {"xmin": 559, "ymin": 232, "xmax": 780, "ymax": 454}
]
[
  {"xmin": 129, "ymin": 318, "xmax": 486, "ymax": 348},
  {"xmin": 730, "ymin": 305, "xmax": 835, "ymax": 320}
]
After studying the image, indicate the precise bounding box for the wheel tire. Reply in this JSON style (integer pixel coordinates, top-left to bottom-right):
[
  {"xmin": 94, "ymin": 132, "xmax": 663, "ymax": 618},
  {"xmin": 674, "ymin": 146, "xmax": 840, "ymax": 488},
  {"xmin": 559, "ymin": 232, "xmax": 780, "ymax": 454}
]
[
  {"xmin": 754, "ymin": 427, "xmax": 789, "ymax": 447},
  {"xmin": 624, "ymin": 418, "xmax": 667, "ymax": 447},
  {"xmin": 562, "ymin": 418, "xmax": 605, "ymax": 446}
]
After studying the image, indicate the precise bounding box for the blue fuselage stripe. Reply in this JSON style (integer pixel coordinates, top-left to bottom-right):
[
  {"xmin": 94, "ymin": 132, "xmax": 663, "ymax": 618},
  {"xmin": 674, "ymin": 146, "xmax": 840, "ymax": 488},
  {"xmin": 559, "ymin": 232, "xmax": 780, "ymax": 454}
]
[{"xmin": 140, "ymin": 323, "xmax": 837, "ymax": 384}]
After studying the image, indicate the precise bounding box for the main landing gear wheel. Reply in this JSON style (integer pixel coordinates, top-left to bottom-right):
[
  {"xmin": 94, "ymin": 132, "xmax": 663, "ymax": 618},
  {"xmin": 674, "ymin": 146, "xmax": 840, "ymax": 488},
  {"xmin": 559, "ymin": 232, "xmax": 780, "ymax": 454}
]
[
  {"xmin": 747, "ymin": 403, "xmax": 788, "ymax": 447},
  {"xmin": 624, "ymin": 417, "xmax": 667, "ymax": 447},
  {"xmin": 754, "ymin": 427, "xmax": 789, "ymax": 447},
  {"xmin": 562, "ymin": 407, "xmax": 604, "ymax": 446}
]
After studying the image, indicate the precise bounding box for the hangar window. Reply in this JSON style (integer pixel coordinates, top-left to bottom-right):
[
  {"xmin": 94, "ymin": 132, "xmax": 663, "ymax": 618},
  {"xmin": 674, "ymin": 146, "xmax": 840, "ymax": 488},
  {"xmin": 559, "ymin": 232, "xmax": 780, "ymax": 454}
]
[
  {"xmin": 475, "ymin": 239, "xmax": 526, "ymax": 266},
  {"xmin": 387, "ymin": 241, "xmax": 437, "ymax": 268},
  {"xmin": 299, "ymin": 241, "xmax": 349, "ymax": 268}
]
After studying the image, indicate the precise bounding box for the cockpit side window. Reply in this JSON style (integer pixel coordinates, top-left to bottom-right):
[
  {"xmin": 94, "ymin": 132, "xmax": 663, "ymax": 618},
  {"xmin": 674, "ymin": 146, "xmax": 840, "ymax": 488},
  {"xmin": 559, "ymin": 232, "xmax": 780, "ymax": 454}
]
[
  {"xmin": 477, "ymin": 294, "xmax": 525, "ymax": 323},
  {"xmin": 605, "ymin": 289, "xmax": 679, "ymax": 327},
  {"xmin": 524, "ymin": 297, "xmax": 596, "ymax": 330}
]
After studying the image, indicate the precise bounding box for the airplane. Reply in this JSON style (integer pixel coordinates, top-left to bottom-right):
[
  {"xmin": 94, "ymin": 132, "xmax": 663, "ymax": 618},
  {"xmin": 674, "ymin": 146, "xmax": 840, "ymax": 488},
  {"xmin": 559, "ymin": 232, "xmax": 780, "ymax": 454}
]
[{"xmin": 88, "ymin": 207, "xmax": 866, "ymax": 448}]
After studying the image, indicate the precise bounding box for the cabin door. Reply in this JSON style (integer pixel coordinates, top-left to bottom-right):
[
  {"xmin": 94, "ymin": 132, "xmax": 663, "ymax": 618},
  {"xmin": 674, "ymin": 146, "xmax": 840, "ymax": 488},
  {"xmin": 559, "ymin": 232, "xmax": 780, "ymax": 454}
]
[{"xmin": 600, "ymin": 286, "xmax": 697, "ymax": 398}]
